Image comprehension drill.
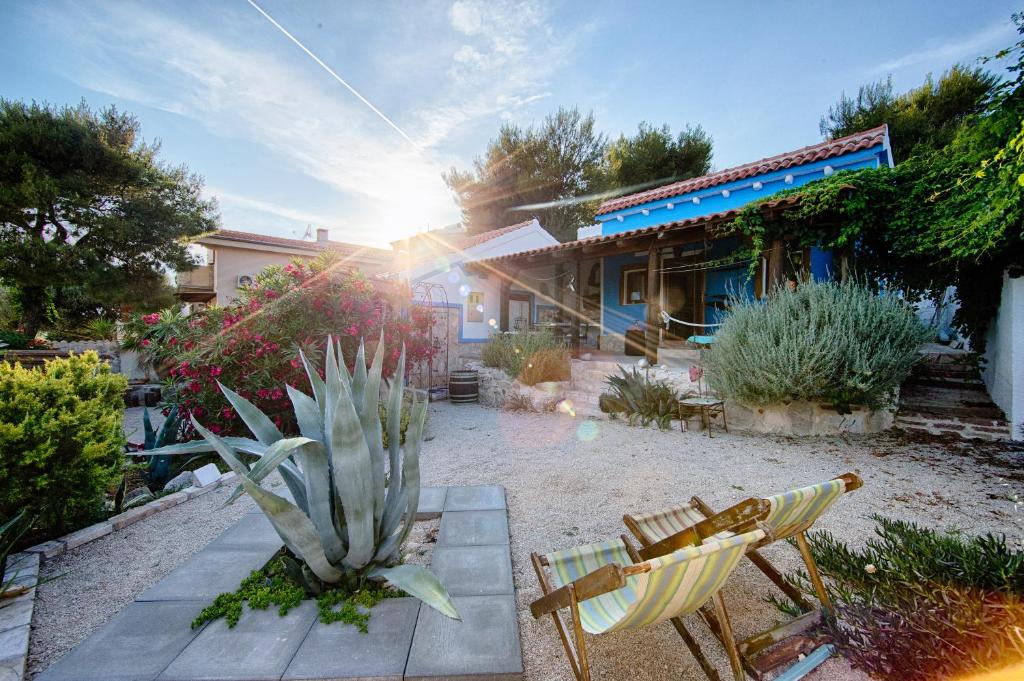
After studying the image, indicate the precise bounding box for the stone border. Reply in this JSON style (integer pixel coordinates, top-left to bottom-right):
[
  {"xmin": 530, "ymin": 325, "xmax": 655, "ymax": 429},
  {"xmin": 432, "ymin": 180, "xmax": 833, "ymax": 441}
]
[
  {"xmin": 36, "ymin": 485, "xmax": 523, "ymax": 681},
  {"xmin": 0, "ymin": 471, "xmax": 239, "ymax": 681}
]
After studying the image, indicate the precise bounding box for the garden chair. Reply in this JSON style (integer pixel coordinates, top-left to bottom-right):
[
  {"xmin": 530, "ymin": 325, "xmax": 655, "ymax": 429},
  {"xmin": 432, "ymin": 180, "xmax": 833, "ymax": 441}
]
[
  {"xmin": 622, "ymin": 472, "xmax": 863, "ymax": 679},
  {"xmin": 530, "ymin": 528, "xmax": 768, "ymax": 681},
  {"xmin": 678, "ymin": 364, "xmax": 727, "ymax": 437}
]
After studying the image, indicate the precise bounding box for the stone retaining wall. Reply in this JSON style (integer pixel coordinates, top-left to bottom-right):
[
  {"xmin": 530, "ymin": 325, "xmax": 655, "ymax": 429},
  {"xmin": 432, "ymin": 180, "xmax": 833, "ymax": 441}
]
[
  {"xmin": 466, "ymin": 362, "xmax": 569, "ymax": 413},
  {"xmin": 725, "ymin": 400, "xmax": 895, "ymax": 436}
]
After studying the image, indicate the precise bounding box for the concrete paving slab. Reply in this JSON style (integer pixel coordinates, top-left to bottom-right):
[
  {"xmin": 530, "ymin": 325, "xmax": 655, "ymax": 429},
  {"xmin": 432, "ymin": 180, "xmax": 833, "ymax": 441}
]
[
  {"xmin": 137, "ymin": 544, "xmax": 278, "ymax": 602},
  {"xmin": 430, "ymin": 545, "xmax": 514, "ymax": 597},
  {"xmin": 159, "ymin": 602, "xmax": 317, "ymax": 681},
  {"xmin": 405, "ymin": 594, "xmax": 523, "ymax": 681},
  {"xmin": 62, "ymin": 521, "xmax": 113, "ymax": 550},
  {"xmin": 35, "ymin": 601, "xmax": 207, "ymax": 681},
  {"xmin": 206, "ymin": 513, "xmax": 280, "ymax": 550},
  {"xmin": 443, "ymin": 485, "xmax": 506, "ymax": 512},
  {"xmin": 438, "ymin": 510, "xmax": 509, "ymax": 547},
  {"xmin": 415, "ymin": 486, "xmax": 447, "ymax": 519},
  {"xmin": 283, "ymin": 598, "xmax": 420, "ymax": 681}
]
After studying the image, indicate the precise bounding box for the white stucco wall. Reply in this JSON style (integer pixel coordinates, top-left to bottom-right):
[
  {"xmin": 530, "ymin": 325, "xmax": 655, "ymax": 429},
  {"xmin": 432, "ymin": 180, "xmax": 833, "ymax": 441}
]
[
  {"xmin": 213, "ymin": 247, "xmax": 299, "ymax": 306},
  {"xmin": 983, "ymin": 271, "xmax": 1024, "ymax": 440},
  {"xmin": 408, "ymin": 220, "xmax": 559, "ymax": 342}
]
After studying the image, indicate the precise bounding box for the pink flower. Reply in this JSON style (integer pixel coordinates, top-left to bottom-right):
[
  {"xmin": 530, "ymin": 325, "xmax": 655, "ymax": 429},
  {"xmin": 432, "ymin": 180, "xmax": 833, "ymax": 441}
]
[
  {"xmin": 209, "ymin": 366, "xmax": 223, "ymax": 377},
  {"xmin": 141, "ymin": 339, "xmax": 151, "ymax": 347},
  {"xmin": 209, "ymin": 425, "xmax": 222, "ymax": 434},
  {"xmin": 257, "ymin": 388, "xmax": 271, "ymax": 399},
  {"xmin": 142, "ymin": 313, "xmax": 161, "ymax": 325},
  {"xmin": 289, "ymin": 358, "xmax": 301, "ymax": 368},
  {"xmin": 347, "ymin": 325, "xmax": 359, "ymax": 336}
]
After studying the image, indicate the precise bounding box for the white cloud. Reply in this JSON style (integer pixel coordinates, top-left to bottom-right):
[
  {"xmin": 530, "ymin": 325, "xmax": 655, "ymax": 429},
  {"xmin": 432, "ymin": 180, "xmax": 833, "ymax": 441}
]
[
  {"xmin": 449, "ymin": 1, "xmax": 483, "ymax": 35},
  {"xmin": 37, "ymin": 0, "xmax": 588, "ymax": 243},
  {"xmin": 871, "ymin": 21, "xmax": 1016, "ymax": 74}
]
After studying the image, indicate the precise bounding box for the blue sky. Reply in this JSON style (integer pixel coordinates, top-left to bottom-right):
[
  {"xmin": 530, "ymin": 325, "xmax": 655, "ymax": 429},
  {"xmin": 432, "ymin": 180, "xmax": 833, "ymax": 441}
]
[{"xmin": 1, "ymin": 1, "xmax": 1020, "ymax": 248}]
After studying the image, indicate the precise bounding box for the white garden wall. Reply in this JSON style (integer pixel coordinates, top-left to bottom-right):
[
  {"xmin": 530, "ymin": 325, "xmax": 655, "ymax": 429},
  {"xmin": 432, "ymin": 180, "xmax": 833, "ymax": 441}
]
[{"xmin": 983, "ymin": 271, "xmax": 1024, "ymax": 440}]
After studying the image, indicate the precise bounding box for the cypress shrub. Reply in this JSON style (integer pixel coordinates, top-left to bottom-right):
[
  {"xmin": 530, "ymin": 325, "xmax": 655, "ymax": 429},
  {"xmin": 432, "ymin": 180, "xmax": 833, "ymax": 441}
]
[
  {"xmin": 704, "ymin": 279, "xmax": 932, "ymax": 411},
  {"xmin": 0, "ymin": 352, "xmax": 126, "ymax": 543}
]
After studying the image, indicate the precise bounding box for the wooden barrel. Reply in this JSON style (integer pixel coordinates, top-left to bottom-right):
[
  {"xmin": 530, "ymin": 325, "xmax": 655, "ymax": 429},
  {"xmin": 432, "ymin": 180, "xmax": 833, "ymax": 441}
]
[{"xmin": 448, "ymin": 370, "xmax": 479, "ymax": 403}]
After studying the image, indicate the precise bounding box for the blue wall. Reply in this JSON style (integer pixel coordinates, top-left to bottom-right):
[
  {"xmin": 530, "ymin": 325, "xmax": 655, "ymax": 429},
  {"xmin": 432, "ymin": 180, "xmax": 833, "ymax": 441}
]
[
  {"xmin": 597, "ymin": 146, "xmax": 888, "ymax": 234},
  {"xmin": 601, "ymin": 252, "xmax": 649, "ymax": 335}
]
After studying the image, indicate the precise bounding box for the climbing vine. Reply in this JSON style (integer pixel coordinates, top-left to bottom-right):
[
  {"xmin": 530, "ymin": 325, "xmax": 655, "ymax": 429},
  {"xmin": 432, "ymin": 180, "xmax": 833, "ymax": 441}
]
[{"xmin": 723, "ymin": 16, "xmax": 1024, "ymax": 349}]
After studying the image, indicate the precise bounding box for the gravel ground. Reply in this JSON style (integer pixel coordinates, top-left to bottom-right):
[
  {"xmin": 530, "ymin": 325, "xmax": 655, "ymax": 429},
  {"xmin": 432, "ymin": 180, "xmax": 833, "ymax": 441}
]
[
  {"xmin": 418, "ymin": 402, "xmax": 1023, "ymax": 681},
  {"xmin": 26, "ymin": 403, "xmax": 1023, "ymax": 680}
]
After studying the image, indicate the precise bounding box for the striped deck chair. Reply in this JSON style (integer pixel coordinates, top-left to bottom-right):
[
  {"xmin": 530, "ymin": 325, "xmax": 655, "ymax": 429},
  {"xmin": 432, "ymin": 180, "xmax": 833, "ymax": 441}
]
[
  {"xmin": 530, "ymin": 528, "xmax": 767, "ymax": 681},
  {"xmin": 622, "ymin": 472, "xmax": 863, "ymax": 679}
]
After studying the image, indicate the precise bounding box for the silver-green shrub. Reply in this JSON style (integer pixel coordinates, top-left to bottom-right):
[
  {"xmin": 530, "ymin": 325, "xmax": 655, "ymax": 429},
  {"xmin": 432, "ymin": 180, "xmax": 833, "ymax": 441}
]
[
  {"xmin": 482, "ymin": 329, "xmax": 565, "ymax": 378},
  {"xmin": 704, "ymin": 279, "xmax": 932, "ymax": 411}
]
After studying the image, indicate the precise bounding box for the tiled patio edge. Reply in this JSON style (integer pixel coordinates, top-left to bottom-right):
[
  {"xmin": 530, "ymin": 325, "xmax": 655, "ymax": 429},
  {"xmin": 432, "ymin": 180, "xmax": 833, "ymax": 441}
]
[
  {"xmin": 35, "ymin": 484, "xmax": 524, "ymax": 681},
  {"xmin": 0, "ymin": 470, "xmax": 239, "ymax": 681}
]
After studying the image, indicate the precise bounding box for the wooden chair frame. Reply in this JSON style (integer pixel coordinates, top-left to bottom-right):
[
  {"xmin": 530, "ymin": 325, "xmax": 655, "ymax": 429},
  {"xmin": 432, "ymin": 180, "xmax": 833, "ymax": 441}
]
[
  {"xmin": 622, "ymin": 472, "xmax": 863, "ymax": 679},
  {"xmin": 530, "ymin": 533, "xmax": 749, "ymax": 681}
]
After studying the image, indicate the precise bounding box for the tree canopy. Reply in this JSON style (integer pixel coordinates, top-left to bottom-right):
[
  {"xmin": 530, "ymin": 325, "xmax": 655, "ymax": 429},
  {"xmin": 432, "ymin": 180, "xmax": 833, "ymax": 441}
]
[
  {"xmin": 0, "ymin": 100, "xmax": 217, "ymax": 337},
  {"xmin": 444, "ymin": 109, "xmax": 713, "ymax": 242},
  {"xmin": 731, "ymin": 15, "xmax": 1024, "ymax": 348},
  {"xmin": 605, "ymin": 122, "xmax": 712, "ymax": 192},
  {"xmin": 819, "ymin": 65, "xmax": 999, "ymax": 162}
]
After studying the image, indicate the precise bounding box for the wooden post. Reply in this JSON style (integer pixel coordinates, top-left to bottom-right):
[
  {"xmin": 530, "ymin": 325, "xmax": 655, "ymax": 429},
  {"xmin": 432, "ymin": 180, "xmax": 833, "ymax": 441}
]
[
  {"xmin": 644, "ymin": 241, "xmax": 660, "ymax": 363},
  {"xmin": 499, "ymin": 275, "xmax": 511, "ymax": 332},
  {"xmin": 571, "ymin": 258, "xmax": 582, "ymax": 356},
  {"xmin": 766, "ymin": 240, "xmax": 785, "ymax": 294}
]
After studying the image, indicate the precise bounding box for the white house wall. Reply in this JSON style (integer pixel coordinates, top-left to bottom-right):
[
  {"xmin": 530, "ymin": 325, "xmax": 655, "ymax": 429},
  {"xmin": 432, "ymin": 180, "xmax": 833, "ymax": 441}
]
[{"xmin": 983, "ymin": 271, "xmax": 1024, "ymax": 440}]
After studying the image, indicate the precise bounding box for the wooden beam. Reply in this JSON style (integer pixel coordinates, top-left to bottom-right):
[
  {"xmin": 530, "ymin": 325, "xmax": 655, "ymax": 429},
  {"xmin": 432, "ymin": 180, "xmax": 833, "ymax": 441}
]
[
  {"xmin": 571, "ymin": 257, "xmax": 582, "ymax": 356},
  {"xmin": 766, "ymin": 240, "xmax": 785, "ymax": 294}
]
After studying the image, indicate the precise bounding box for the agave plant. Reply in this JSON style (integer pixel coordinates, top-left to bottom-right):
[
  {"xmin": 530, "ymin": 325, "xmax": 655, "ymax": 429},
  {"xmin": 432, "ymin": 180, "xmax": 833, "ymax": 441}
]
[
  {"xmin": 599, "ymin": 367, "xmax": 678, "ymax": 430},
  {"xmin": 148, "ymin": 336, "xmax": 458, "ymax": 620}
]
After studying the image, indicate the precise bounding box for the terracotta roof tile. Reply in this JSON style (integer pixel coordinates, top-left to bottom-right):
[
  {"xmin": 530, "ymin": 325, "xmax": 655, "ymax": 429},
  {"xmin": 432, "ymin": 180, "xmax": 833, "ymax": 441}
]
[
  {"xmin": 475, "ymin": 195, "xmax": 804, "ymax": 265},
  {"xmin": 456, "ymin": 220, "xmax": 537, "ymax": 249},
  {"xmin": 595, "ymin": 125, "xmax": 888, "ymax": 215}
]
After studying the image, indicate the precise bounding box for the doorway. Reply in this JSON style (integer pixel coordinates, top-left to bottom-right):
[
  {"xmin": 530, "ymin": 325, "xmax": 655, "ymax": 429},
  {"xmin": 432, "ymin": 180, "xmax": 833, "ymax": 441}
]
[
  {"xmin": 661, "ymin": 258, "xmax": 703, "ymax": 341},
  {"xmin": 508, "ymin": 294, "xmax": 531, "ymax": 331}
]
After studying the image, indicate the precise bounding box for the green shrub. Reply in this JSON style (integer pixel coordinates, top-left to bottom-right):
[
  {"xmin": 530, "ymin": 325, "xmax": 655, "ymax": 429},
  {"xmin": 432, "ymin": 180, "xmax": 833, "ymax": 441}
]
[
  {"xmin": 0, "ymin": 330, "xmax": 30, "ymax": 350},
  {"xmin": 482, "ymin": 330, "xmax": 565, "ymax": 378},
  {"xmin": 599, "ymin": 367, "xmax": 678, "ymax": 430},
  {"xmin": 518, "ymin": 347, "xmax": 571, "ymax": 386},
  {"xmin": 779, "ymin": 516, "xmax": 1024, "ymax": 680},
  {"xmin": 0, "ymin": 352, "xmax": 126, "ymax": 543},
  {"xmin": 704, "ymin": 279, "xmax": 931, "ymax": 411}
]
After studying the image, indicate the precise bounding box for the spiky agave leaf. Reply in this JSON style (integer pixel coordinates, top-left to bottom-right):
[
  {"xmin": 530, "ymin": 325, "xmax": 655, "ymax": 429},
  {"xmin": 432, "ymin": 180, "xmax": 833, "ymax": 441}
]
[
  {"xmin": 362, "ymin": 334, "xmax": 386, "ymax": 533},
  {"xmin": 378, "ymin": 346, "xmax": 407, "ymax": 542},
  {"xmin": 368, "ymin": 564, "xmax": 459, "ymax": 620},
  {"xmin": 375, "ymin": 395, "xmax": 426, "ymax": 563},
  {"xmin": 327, "ymin": 378, "xmax": 376, "ymax": 569}
]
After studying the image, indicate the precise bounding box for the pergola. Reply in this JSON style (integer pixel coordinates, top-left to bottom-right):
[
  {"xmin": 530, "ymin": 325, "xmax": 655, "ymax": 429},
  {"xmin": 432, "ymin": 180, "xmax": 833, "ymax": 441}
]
[{"xmin": 467, "ymin": 194, "xmax": 827, "ymax": 360}]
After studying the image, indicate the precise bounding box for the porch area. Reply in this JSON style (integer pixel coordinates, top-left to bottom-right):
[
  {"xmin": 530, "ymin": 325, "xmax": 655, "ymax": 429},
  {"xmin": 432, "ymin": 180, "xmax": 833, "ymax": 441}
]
[{"xmin": 470, "ymin": 196, "xmax": 815, "ymax": 362}]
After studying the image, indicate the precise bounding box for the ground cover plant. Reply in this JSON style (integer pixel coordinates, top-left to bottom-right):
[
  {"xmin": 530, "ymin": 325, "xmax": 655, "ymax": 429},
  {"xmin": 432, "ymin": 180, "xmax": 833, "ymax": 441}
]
[
  {"xmin": 777, "ymin": 516, "xmax": 1024, "ymax": 680},
  {"xmin": 0, "ymin": 352, "xmax": 126, "ymax": 544},
  {"xmin": 704, "ymin": 279, "xmax": 931, "ymax": 412},
  {"xmin": 192, "ymin": 551, "xmax": 405, "ymax": 633},
  {"xmin": 148, "ymin": 335, "xmax": 459, "ymax": 627},
  {"xmin": 599, "ymin": 367, "xmax": 679, "ymax": 429},
  {"xmin": 482, "ymin": 329, "xmax": 566, "ymax": 383},
  {"xmin": 123, "ymin": 253, "xmax": 433, "ymax": 438}
]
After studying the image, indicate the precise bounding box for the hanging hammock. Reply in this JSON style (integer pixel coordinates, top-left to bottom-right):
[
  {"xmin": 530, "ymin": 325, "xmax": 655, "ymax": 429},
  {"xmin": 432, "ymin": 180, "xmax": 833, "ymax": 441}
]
[{"xmin": 658, "ymin": 309, "xmax": 723, "ymax": 329}]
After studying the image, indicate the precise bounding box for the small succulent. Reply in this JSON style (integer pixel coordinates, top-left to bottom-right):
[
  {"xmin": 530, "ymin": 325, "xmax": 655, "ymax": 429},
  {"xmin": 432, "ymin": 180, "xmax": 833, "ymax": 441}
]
[{"xmin": 149, "ymin": 336, "xmax": 458, "ymax": 619}]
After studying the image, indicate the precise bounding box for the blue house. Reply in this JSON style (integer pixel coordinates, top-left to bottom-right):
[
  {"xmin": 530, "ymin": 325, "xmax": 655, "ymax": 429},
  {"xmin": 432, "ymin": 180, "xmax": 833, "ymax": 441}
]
[{"xmin": 471, "ymin": 125, "xmax": 893, "ymax": 359}]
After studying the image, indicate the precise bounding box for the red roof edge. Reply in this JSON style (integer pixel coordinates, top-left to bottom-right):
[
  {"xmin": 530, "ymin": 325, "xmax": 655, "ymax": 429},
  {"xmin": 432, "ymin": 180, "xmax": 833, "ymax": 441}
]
[{"xmin": 595, "ymin": 124, "xmax": 888, "ymax": 216}]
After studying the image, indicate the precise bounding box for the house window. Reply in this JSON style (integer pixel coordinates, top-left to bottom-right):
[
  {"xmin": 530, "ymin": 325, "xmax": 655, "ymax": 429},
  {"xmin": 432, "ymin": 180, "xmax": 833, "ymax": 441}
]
[
  {"xmin": 619, "ymin": 266, "xmax": 647, "ymax": 305},
  {"xmin": 467, "ymin": 291, "xmax": 484, "ymax": 322}
]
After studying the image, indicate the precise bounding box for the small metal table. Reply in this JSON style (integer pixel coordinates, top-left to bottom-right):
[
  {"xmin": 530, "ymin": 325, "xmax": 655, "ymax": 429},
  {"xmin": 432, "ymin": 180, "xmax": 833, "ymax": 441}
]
[{"xmin": 678, "ymin": 396, "xmax": 727, "ymax": 437}]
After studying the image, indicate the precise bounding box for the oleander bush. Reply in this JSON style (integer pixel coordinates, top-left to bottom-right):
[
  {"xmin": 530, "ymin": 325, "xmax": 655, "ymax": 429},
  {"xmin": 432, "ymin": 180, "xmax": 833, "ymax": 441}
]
[
  {"xmin": 704, "ymin": 279, "xmax": 931, "ymax": 412},
  {"xmin": 777, "ymin": 516, "xmax": 1024, "ymax": 680},
  {"xmin": 123, "ymin": 253, "xmax": 433, "ymax": 438},
  {"xmin": 0, "ymin": 352, "xmax": 126, "ymax": 543},
  {"xmin": 482, "ymin": 330, "xmax": 565, "ymax": 379},
  {"xmin": 599, "ymin": 367, "xmax": 679, "ymax": 429}
]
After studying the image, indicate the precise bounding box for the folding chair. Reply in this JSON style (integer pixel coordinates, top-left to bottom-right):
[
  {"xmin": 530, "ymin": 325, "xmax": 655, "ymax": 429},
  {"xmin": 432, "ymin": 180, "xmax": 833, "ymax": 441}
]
[
  {"xmin": 622, "ymin": 473, "xmax": 863, "ymax": 679},
  {"xmin": 531, "ymin": 528, "xmax": 767, "ymax": 681}
]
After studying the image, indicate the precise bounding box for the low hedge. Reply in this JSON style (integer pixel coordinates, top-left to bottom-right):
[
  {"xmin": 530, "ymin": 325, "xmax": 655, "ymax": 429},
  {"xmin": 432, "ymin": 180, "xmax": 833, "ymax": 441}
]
[{"xmin": 0, "ymin": 352, "xmax": 126, "ymax": 544}]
